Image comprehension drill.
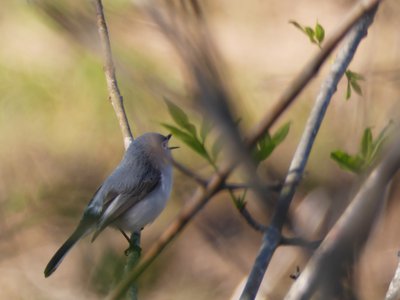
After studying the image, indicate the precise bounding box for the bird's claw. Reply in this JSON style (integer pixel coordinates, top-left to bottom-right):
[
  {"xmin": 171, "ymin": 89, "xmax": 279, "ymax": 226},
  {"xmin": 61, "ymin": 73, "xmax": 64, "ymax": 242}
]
[{"xmin": 124, "ymin": 244, "xmax": 142, "ymax": 256}]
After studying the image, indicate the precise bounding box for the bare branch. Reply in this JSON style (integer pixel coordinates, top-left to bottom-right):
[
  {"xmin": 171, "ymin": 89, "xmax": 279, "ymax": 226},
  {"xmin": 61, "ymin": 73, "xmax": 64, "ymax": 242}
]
[
  {"xmin": 94, "ymin": 0, "xmax": 133, "ymax": 149},
  {"xmin": 224, "ymin": 182, "xmax": 281, "ymax": 192},
  {"xmin": 240, "ymin": 3, "xmax": 380, "ymax": 300},
  {"xmin": 171, "ymin": 158, "xmax": 208, "ymax": 187},
  {"xmin": 172, "ymin": 153, "xmax": 279, "ymax": 234},
  {"xmin": 238, "ymin": 204, "xmax": 268, "ymax": 233},
  {"xmin": 172, "ymin": 157, "xmax": 281, "ymax": 193},
  {"xmin": 285, "ymin": 133, "xmax": 400, "ymax": 299},
  {"xmin": 280, "ymin": 236, "xmax": 321, "ymax": 249}
]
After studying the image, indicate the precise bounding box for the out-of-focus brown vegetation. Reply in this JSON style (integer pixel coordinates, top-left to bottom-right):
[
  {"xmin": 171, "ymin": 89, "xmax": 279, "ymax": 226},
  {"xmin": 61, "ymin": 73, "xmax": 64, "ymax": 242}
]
[{"xmin": 1, "ymin": 0, "xmax": 400, "ymax": 299}]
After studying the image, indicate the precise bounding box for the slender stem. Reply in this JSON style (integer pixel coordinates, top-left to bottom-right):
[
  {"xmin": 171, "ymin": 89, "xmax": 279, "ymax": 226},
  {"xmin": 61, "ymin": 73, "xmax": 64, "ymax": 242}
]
[
  {"xmin": 280, "ymin": 236, "xmax": 321, "ymax": 249},
  {"xmin": 240, "ymin": 4, "xmax": 380, "ymax": 299},
  {"xmin": 93, "ymin": 1, "xmax": 138, "ymax": 299},
  {"xmin": 94, "ymin": 0, "xmax": 133, "ymax": 149},
  {"xmin": 171, "ymin": 158, "xmax": 208, "ymax": 187},
  {"xmin": 237, "ymin": 201, "xmax": 268, "ymax": 233}
]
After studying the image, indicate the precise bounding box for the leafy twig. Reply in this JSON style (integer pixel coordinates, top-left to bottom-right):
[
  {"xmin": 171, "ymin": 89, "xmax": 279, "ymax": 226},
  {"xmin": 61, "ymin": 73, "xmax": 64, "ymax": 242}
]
[
  {"xmin": 286, "ymin": 132, "xmax": 399, "ymax": 299},
  {"xmin": 240, "ymin": 3, "xmax": 380, "ymax": 300},
  {"xmin": 331, "ymin": 121, "xmax": 393, "ymax": 173}
]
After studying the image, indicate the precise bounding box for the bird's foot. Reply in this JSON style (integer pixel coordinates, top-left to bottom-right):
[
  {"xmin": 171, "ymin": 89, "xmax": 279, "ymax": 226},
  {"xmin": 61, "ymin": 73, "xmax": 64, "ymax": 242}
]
[{"xmin": 124, "ymin": 244, "xmax": 142, "ymax": 256}]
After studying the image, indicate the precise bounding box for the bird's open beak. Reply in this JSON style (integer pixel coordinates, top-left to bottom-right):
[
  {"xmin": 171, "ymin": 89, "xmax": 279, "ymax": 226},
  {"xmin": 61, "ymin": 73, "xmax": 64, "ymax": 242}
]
[{"xmin": 167, "ymin": 134, "xmax": 179, "ymax": 150}]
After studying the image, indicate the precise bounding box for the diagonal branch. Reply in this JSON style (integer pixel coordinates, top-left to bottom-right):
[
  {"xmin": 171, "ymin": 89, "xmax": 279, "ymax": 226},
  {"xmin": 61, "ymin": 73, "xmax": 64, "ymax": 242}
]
[
  {"xmin": 94, "ymin": 0, "xmax": 133, "ymax": 149},
  {"xmin": 285, "ymin": 133, "xmax": 400, "ymax": 299},
  {"xmin": 246, "ymin": 0, "xmax": 382, "ymax": 148},
  {"xmin": 106, "ymin": 0, "xmax": 382, "ymax": 298},
  {"xmin": 240, "ymin": 3, "xmax": 380, "ymax": 300}
]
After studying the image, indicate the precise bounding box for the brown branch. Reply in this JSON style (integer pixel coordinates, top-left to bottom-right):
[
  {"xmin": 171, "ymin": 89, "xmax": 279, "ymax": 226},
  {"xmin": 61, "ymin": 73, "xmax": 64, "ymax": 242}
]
[
  {"xmin": 171, "ymin": 158, "xmax": 208, "ymax": 187},
  {"xmin": 173, "ymin": 158, "xmax": 280, "ymax": 192},
  {"xmin": 93, "ymin": 1, "xmax": 138, "ymax": 298},
  {"xmin": 285, "ymin": 133, "xmax": 400, "ymax": 299},
  {"xmin": 106, "ymin": 0, "xmax": 380, "ymax": 298},
  {"xmin": 172, "ymin": 156, "xmax": 279, "ymax": 233},
  {"xmin": 238, "ymin": 204, "xmax": 268, "ymax": 233},
  {"xmin": 280, "ymin": 236, "xmax": 321, "ymax": 249},
  {"xmin": 94, "ymin": 0, "xmax": 133, "ymax": 149}
]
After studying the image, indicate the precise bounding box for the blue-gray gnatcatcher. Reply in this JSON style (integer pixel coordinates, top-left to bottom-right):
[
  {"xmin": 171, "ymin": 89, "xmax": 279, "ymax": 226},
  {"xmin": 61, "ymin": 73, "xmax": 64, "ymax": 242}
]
[{"xmin": 44, "ymin": 132, "xmax": 177, "ymax": 277}]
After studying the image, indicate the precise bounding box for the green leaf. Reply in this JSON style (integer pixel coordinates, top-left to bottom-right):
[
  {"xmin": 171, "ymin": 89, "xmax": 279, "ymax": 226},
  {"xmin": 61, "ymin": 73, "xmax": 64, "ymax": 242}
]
[
  {"xmin": 164, "ymin": 99, "xmax": 197, "ymax": 136},
  {"xmin": 330, "ymin": 151, "xmax": 365, "ymax": 173},
  {"xmin": 345, "ymin": 70, "xmax": 364, "ymax": 99},
  {"xmin": 235, "ymin": 197, "xmax": 246, "ymax": 210},
  {"xmin": 162, "ymin": 123, "xmax": 208, "ymax": 158},
  {"xmin": 315, "ymin": 22, "xmax": 325, "ymax": 44},
  {"xmin": 351, "ymin": 72, "xmax": 365, "ymax": 81},
  {"xmin": 361, "ymin": 128, "xmax": 373, "ymax": 159},
  {"xmin": 346, "ymin": 78, "xmax": 352, "ymax": 100},
  {"xmin": 331, "ymin": 122, "xmax": 394, "ymax": 174},
  {"xmin": 254, "ymin": 122, "xmax": 291, "ymax": 163},
  {"xmin": 305, "ymin": 26, "xmax": 316, "ymax": 43},
  {"xmin": 289, "ymin": 20, "xmax": 305, "ymax": 32},
  {"xmin": 257, "ymin": 131, "xmax": 271, "ymax": 151},
  {"xmin": 200, "ymin": 118, "xmax": 213, "ymax": 144},
  {"xmin": 350, "ymin": 80, "xmax": 362, "ymax": 96},
  {"xmin": 369, "ymin": 121, "xmax": 393, "ymax": 163},
  {"xmin": 346, "ymin": 70, "xmax": 365, "ymax": 81},
  {"xmin": 211, "ymin": 137, "xmax": 223, "ymax": 161},
  {"xmin": 254, "ymin": 135, "xmax": 275, "ymax": 162},
  {"xmin": 272, "ymin": 122, "xmax": 291, "ymax": 145}
]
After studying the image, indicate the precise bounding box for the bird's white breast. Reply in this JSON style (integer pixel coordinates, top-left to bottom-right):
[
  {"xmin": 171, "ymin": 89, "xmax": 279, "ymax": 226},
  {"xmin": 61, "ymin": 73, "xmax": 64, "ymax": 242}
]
[{"xmin": 116, "ymin": 166, "xmax": 173, "ymax": 233}]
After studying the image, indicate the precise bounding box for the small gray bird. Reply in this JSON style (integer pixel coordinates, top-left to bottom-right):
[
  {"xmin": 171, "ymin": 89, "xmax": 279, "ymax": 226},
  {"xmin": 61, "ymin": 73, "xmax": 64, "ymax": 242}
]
[{"xmin": 44, "ymin": 132, "xmax": 176, "ymax": 277}]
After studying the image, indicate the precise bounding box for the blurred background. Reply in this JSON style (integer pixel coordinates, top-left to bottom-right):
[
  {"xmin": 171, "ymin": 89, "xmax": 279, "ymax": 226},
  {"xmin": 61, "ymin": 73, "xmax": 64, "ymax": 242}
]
[{"xmin": 1, "ymin": 0, "xmax": 400, "ymax": 299}]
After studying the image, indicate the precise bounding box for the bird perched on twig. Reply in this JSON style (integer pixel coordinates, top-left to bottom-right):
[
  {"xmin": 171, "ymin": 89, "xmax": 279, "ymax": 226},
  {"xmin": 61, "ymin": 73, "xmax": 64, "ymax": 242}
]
[{"xmin": 44, "ymin": 132, "xmax": 177, "ymax": 277}]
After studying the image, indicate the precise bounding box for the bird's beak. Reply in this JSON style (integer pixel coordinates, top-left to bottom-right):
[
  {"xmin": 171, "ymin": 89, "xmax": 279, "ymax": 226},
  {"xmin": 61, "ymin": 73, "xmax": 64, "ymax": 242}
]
[{"xmin": 167, "ymin": 134, "xmax": 179, "ymax": 150}]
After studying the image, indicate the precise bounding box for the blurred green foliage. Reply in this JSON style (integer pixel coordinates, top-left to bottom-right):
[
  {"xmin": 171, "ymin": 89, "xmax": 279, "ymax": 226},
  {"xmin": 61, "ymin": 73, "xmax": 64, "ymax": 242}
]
[{"xmin": 331, "ymin": 121, "xmax": 393, "ymax": 173}]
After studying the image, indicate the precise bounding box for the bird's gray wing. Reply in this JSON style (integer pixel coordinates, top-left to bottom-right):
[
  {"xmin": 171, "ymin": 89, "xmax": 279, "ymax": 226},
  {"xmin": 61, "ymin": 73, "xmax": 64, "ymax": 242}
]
[{"xmin": 91, "ymin": 170, "xmax": 161, "ymax": 241}]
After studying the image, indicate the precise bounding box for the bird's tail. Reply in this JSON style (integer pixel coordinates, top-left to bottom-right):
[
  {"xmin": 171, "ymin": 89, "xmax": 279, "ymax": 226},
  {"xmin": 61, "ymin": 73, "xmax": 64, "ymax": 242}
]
[{"xmin": 44, "ymin": 220, "xmax": 92, "ymax": 277}]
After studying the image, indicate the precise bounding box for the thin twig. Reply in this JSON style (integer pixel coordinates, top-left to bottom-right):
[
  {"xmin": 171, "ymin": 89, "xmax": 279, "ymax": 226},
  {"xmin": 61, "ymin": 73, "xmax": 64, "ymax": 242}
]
[
  {"xmin": 171, "ymin": 158, "xmax": 208, "ymax": 187},
  {"xmin": 172, "ymin": 157, "xmax": 281, "ymax": 192},
  {"xmin": 94, "ymin": 0, "xmax": 133, "ymax": 149},
  {"xmin": 224, "ymin": 182, "xmax": 281, "ymax": 192},
  {"xmin": 240, "ymin": 3, "xmax": 380, "ymax": 299},
  {"xmin": 106, "ymin": 0, "xmax": 378, "ymax": 297},
  {"xmin": 172, "ymin": 155, "xmax": 278, "ymax": 233},
  {"xmin": 238, "ymin": 204, "xmax": 268, "ymax": 233},
  {"xmin": 93, "ymin": 1, "xmax": 139, "ymax": 299},
  {"xmin": 280, "ymin": 236, "xmax": 321, "ymax": 249}
]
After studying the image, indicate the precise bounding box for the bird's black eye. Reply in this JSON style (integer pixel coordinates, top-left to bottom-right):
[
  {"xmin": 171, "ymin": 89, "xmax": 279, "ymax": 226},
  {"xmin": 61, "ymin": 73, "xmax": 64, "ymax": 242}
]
[{"xmin": 162, "ymin": 138, "xmax": 169, "ymax": 149}]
